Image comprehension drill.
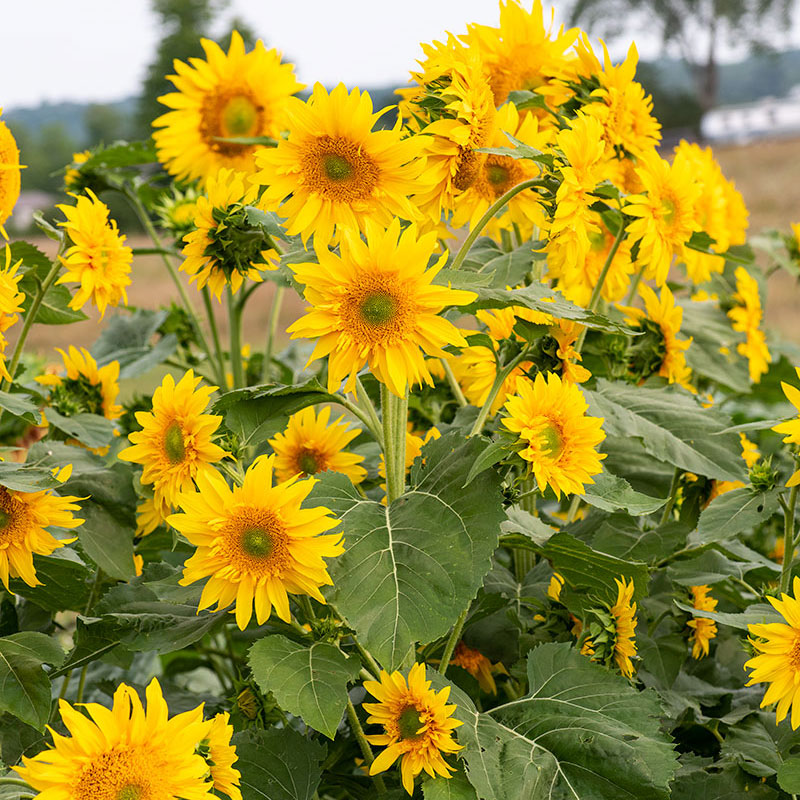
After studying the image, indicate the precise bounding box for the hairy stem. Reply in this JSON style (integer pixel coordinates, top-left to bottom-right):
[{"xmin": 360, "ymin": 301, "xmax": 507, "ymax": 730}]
[
  {"xmin": 346, "ymin": 699, "xmax": 387, "ymax": 794},
  {"xmin": 438, "ymin": 609, "xmax": 468, "ymax": 674},
  {"xmin": 227, "ymin": 287, "xmax": 244, "ymax": 389},
  {"xmin": 261, "ymin": 285, "xmax": 285, "ymax": 383},
  {"xmin": 780, "ymin": 484, "xmax": 799, "ymax": 595},
  {"xmin": 381, "ymin": 385, "xmax": 408, "ymax": 503}
]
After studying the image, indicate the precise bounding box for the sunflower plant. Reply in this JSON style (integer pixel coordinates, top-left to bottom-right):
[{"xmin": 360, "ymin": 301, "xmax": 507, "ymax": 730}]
[{"xmin": 4, "ymin": 4, "xmax": 800, "ymax": 799}]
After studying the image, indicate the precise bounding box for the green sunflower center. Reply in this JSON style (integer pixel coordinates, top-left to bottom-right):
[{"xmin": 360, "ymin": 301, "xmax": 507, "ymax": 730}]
[
  {"xmin": 0, "ymin": 509, "xmax": 10, "ymax": 529},
  {"xmin": 360, "ymin": 293, "xmax": 397, "ymax": 327},
  {"xmin": 486, "ymin": 163, "xmax": 510, "ymax": 188},
  {"xmin": 397, "ymin": 706, "xmax": 425, "ymax": 740},
  {"xmin": 539, "ymin": 423, "xmax": 562, "ymax": 458},
  {"xmin": 241, "ymin": 527, "xmax": 274, "ymax": 559},
  {"xmin": 117, "ymin": 786, "xmax": 144, "ymax": 800},
  {"xmin": 298, "ymin": 450, "xmax": 321, "ymax": 476},
  {"xmin": 164, "ymin": 422, "xmax": 186, "ymax": 464},
  {"xmin": 222, "ymin": 94, "xmax": 260, "ymax": 137},
  {"xmin": 661, "ymin": 196, "xmax": 676, "ymax": 226},
  {"xmin": 322, "ymin": 154, "xmax": 354, "ymax": 182}
]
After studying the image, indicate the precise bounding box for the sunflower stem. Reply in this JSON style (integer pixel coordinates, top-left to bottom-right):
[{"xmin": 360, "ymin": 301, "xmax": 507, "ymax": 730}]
[
  {"xmin": 438, "ymin": 609, "xmax": 468, "ymax": 675},
  {"xmin": 441, "ymin": 359, "xmax": 467, "ymax": 407},
  {"xmin": 0, "ymin": 778, "xmax": 34, "ymax": 790},
  {"xmin": 75, "ymin": 664, "xmax": 89, "ymax": 704},
  {"xmin": 514, "ymin": 477, "xmax": 539, "ymax": 580},
  {"xmin": 202, "ymin": 286, "xmax": 227, "ymax": 384},
  {"xmin": 468, "ymin": 350, "xmax": 529, "ymax": 437},
  {"xmin": 660, "ymin": 468, "xmax": 682, "ymax": 526},
  {"xmin": 346, "ymin": 698, "xmax": 387, "ymax": 795},
  {"xmin": 334, "ymin": 396, "xmax": 382, "ymax": 443},
  {"xmin": 353, "ymin": 377, "xmax": 383, "ymax": 445},
  {"xmin": 450, "ymin": 178, "xmax": 550, "ymax": 272},
  {"xmin": 780, "ymin": 484, "xmax": 799, "ymax": 595},
  {"xmin": 624, "ymin": 263, "xmax": 646, "ymax": 305},
  {"xmin": 227, "ymin": 287, "xmax": 245, "ymax": 389},
  {"xmin": 261, "ymin": 285, "xmax": 285, "ymax": 383},
  {"xmin": 566, "ymin": 494, "xmax": 582, "ymax": 523},
  {"xmin": 381, "ymin": 385, "xmax": 408, "ymax": 503}
]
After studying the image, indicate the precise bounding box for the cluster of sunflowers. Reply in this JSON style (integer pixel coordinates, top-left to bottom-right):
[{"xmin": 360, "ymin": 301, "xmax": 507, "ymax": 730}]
[{"xmin": 4, "ymin": 2, "xmax": 800, "ymax": 798}]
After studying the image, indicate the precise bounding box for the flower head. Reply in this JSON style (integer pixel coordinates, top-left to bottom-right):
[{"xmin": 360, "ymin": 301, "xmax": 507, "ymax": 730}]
[
  {"xmin": 0, "ymin": 246, "xmax": 25, "ymax": 381},
  {"xmin": 154, "ymin": 30, "xmax": 303, "ymax": 183},
  {"xmin": 269, "ymin": 405, "xmax": 366, "ymax": 484},
  {"xmin": 253, "ymin": 83, "xmax": 426, "ymax": 246},
  {"xmin": 772, "ymin": 367, "xmax": 800, "ymax": 487},
  {"xmin": 728, "ymin": 266, "xmax": 771, "ymax": 384},
  {"xmin": 687, "ymin": 585, "xmax": 717, "ymax": 659},
  {"xmin": 450, "ymin": 641, "xmax": 506, "ymax": 695},
  {"xmin": 287, "ymin": 219, "xmax": 476, "ymax": 397},
  {"xmin": 206, "ymin": 712, "xmax": 242, "ymax": 800},
  {"xmin": 611, "ymin": 576, "xmax": 638, "ymax": 677},
  {"xmin": 56, "ymin": 189, "xmax": 132, "ymax": 316},
  {"xmin": 363, "ymin": 662, "xmax": 463, "ymax": 795},
  {"xmin": 502, "ymin": 372, "xmax": 606, "ymax": 497},
  {"xmin": 169, "ymin": 455, "xmax": 342, "ymax": 630},
  {"xmin": 0, "ymin": 110, "xmax": 22, "ymax": 239}
]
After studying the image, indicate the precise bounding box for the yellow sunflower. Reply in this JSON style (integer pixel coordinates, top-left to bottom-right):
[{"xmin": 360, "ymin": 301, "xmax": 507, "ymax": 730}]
[
  {"xmin": 154, "ymin": 30, "xmax": 303, "ymax": 183},
  {"xmin": 449, "ymin": 641, "xmax": 506, "ymax": 695},
  {"xmin": 36, "ymin": 346, "xmax": 122, "ymax": 421},
  {"xmin": 64, "ymin": 150, "xmax": 91, "ymax": 192},
  {"xmin": 728, "ymin": 267, "xmax": 771, "ymax": 384},
  {"xmin": 118, "ymin": 370, "xmax": 228, "ymax": 515},
  {"xmin": 687, "ymin": 584, "xmax": 717, "ymax": 659},
  {"xmin": 169, "ymin": 454, "xmax": 342, "ymax": 631},
  {"xmin": 0, "ymin": 484, "xmax": 82, "ymax": 591},
  {"xmin": 611, "ymin": 576, "xmax": 638, "ymax": 678},
  {"xmin": 363, "ymin": 662, "xmax": 463, "ymax": 795},
  {"xmin": 206, "ymin": 712, "xmax": 242, "ymax": 800},
  {"xmin": 458, "ymin": 341, "xmax": 532, "ymax": 416},
  {"xmin": 136, "ymin": 496, "xmax": 166, "ymax": 538},
  {"xmin": 269, "ymin": 405, "xmax": 366, "ymax": 484},
  {"xmin": 15, "ymin": 678, "xmax": 216, "ymax": 799},
  {"xmin": 501, "ymin": 372, "xmax": 606, "ymax": 497},
  {"xmin": 287, "ymin": 219, "xmax": 476, "ymax": 397},
  {"xmin": 745, "ymin": 576, "xmax": 800, "ymax": 728},
  {"xmin": 56, "ymin": 189, "xmax": 132, "ymax": 317},
  {"xmin": 625, "ymin": 151, "xmax": 701, "ymax": 287},
  {"xmin": 0, "ymin": 245, "xmax": 26, "ymax": 382},
  {"xmin": 552, "ymin": 320, "xmax": 592, "ymax": 384},
  {"xmin": 0, "ymin": 110, "xmax": 22, "ymax": 239},
  {"xmin": 772, "ymin": 367, "xmax": 800, "ymax": 487},
  {"xmin": 253, "ymin": 83, "xmax": 426, "ymax": 246},
  {"xmin": 155, "ymin": 184, "xmax": 201, "ymax": 239},
  {"xmin": 181, "ymin": 167, "xmax": 278, "ymax": 300}
]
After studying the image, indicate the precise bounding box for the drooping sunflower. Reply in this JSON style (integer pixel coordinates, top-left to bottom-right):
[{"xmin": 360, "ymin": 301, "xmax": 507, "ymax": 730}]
[
  {"xmin": 449, "ymin": 641, "xmax": 506, "ymax": 695},
  {"xmin": 181, "ymin": 167, "xmax": 278, "ymax": 300},
  {"xmin": 268, "ymin": 405, "xmax": 366, "ymax": 484},
  {"xmin": 287, "ymin": 219, "xmax": 476, "ymax": 397},
  {"xmin": 36, "ymin": 346, "xmax": 122, "ymax": 421},
  {"xmin": 687, "ymin": 585, "xmax": 717, "ymax": 659},
  {"xmin": 625, "ymin": 151, "xmax": 701, "ymax": 287},
  {"xmin": 745, "ymin": 576, "xmax": 800, "ymax": 728},
  {"xmin": 118, "ymin": 370, "xmax": 228, "ymax": 515},
  {"xmin": 0, "ymin": 109, "xmax": 22, "ymax": 239},
  {"xmin": 728, "ymin": 266, "xmax": 771, "ymax": 384},
  {"xmin": 206, "ymin": 712, "xmax": 242, "ymax": 800},
  {"xmin": 773, "ymin": 367, "xmax": 800, "ymax": 487},
  {"xmin": 169, "ymin": 455, "xmax": 343, "ymax": 631},
  {"xmin": 501, "ymin": 372, "xmax": 606, "ymax": 497},
  {"xmin": 0, "ymin": 483, "xmax": 82, "ymax": 591},
  {"xmin": 0, "ymin": 245, "xmax": 26, "ymax": 381},
  {"xmin": 154, "ymin": 30, "xmax": 303, "ymax": 183},
  {"xmin": 253, "ymin": 83, "xmax": 426, "ymax": 246},
  {"xmin": 56, "ymin": 189, "xmax": 132, "ymax": 316},
  {"xmin": 363, "ymin": 662, "xmax": 463, "ymax": 795},
  {"xmin": 610, "ymin": 576, "xmax": 638, "ymax": 678},
  {"xmin": 15, "ymin": 678, "xmax": 216, "ymax": 799},
  {"xmin": 63, "ymin": 150, "xmax": 91, "ymax": 192}
]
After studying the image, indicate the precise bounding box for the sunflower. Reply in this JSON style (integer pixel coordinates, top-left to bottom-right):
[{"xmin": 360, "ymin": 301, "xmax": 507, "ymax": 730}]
[
  {"xmin": 0, "ymin": 484, "xmax": 82, "ymax": 591},
  {"xmin": 610, "ymin": 576, "xmax": 638, "ymax": 678},
  {"xmin": 0, "ymin": 110, "xmax": 22, "ymax": 239},
  {"xmin": 253, "ymin": 83, "xmax": 426, "ymax": 246},
  {"xmin": 687, "ymin": 585, "xmax": 717, "ymax": 659},
  {"xmin": 363, "ymin": 662, "xmax": 463, "ymax": 795},
  {"xmin": 169, "ymin": 454, "xmax": 342, "ymax": 631},
  {"xmin": 269, "ymin": 405, "xmax": 366, "ymax": 484},
  {"xmin": 136, "ymin": 496, "xmax": 166, "ymax": 538},
  {"xmin": 773, "ymin": 367, "xmax": 800, "ymax": 487},
  {"xmin": 287, "ymin": 219, "xmax": 476, "ymax": 397},
  {"xmin": 14, "ymin": 678, "xmax": 216, "ymax": 799},
  {"xmin": 56, "ymin": 189, "xmax": 132, "ymax": 317},
  {"xmin": 728, "ymin": 267, "xmax": 771, "ymax": 383},
  {"xmin": 0, "ymin": 246, "xmax": 26, "ymax": 381},
  {"xmin": 449, "ymin": 641, "xmax": 506, "ymax": 695},
  {"xmin": 548, "ymin": 572, "xmax": 564, "ymax": 601},
  {"xmin": 36, "ymin": 346, "xmax": 122, "ymax": 421},
  {"xmin": 625, "ymin": 151, "xmax": 701, "ymax": 287},
  {"xmin": 181, "ymin": 167, "xmax": 278, "ymax": 300},
  {"xmin": 501, "ymin": 372, "xmax": 606, "ymax": 497},
  {"xmin": 744, "ymin": 576, "xmax": 800, "ymax": 728},
  {"xmin": 206, "ymin": 712, "xmax": 242, "ymax": 800},
  {"xmin": 118, "ymin": 370, "xmax": 228, "ymax": 515},
  {"xmin": 63, "ymin": 150, "xmax": 92, "ymax": 193},
  {"xmin": 153, "ymin": 30, "xmax": 303, "ymax": 183},
  {"xmin": 458, "ymin": 341, "xmax": 532, "ymax": 416},
  {"xmin": 155, "ymin": 184, "xmax": 201, "ymax": 239}
]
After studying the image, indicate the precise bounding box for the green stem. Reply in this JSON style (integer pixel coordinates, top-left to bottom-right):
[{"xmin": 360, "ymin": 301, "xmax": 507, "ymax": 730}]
[
  {"xmin": 227, "ymin": 287, "xmax": 245, "ymax": 389},
  {"xmin": 438, "ymin": 609, "xmax": 468, "ymax": 674},
  {"xmin": 565, "ymin": 494, "xmax": 582, "ymax": 524},
  {"xmin": 75, "ymin": 664, "xmax": 89, "ymax": 704},
  {"xmin": 441, "ymin": 359, "xmax": 467, "ymax": 407},
  {"xmin": 468, "ymin": 351, "xmax": 529, "ymax": 437},
  {"xmin": 381, "ymin": 385, "xmax": 408, "ymax": 503},
  {"xmin": 261, "ymin": 286, "xmax": 285, "ymax": 383},
  {"xmin": 780, "ymin": 484, "xmax": 799, "ymax": 595},
  {"xmin": 346, "ymin": 699, "xmax": 387, "ymax": 794},
  {"xmin": 202, "ymin": 287, "xmax": 227, "ymax": 384},
  {"xmin": 624, "ymin": 263, "xmax": 646, "ymax": 305},
  {"xmin": 350, "ymin": 633, "xmax": 382, "ymax": 679},
  {"xmin": 450, "ymin": 178, "xmax": 549, "ymax": 271},
  {"xmin": 354, "ymin": 378, "xmax": 383, "ymax": 445},
  {"xmin": 0, "ymin": 777, "xmax": 34, "ymax": 790},
  {"xmin": 660, "ymin": 468, "xmax": 682, "ymax": 526},
  {"xmin": 334, "ymin": 396, "xmax": 382, "ymax": 443},
  {"xmin": 514, "ymin": 476, "xmax": 538, "ymax": 580}
]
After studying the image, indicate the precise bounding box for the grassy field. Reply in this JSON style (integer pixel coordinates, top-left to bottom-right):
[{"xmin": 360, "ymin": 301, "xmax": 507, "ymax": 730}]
[{"xmin": 17, "ymin": 134, "xmax": 800, "ymax": 363}]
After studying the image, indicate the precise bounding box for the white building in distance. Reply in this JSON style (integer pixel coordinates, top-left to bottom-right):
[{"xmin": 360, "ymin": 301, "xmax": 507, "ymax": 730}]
[{"xmin": 702, "ymin": 85, "xmax": 800, "ymax": 144}]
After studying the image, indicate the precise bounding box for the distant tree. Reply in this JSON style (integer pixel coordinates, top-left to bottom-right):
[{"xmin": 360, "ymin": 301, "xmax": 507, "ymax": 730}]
[
  {"xmin": 569, "ymin": 0, "xmax": 795, "ymax": 112},
  {"xmin": 85, "ymin": 103, "xmax": 128, "ymax": 146}
]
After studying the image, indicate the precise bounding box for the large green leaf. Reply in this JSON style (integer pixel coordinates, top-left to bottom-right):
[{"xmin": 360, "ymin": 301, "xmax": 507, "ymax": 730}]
[
  {"xmin": 310, "ymin": 433, "xmax": 505, "ymax": 668},
  {"xmin": 248, "ymin": 635, "xmax": 360, "ymax": 738},
  {"xmin": 666, "ymin": 549, "xmax": 747, "ymax": 585},
  {"xmin": 232, "ymin": 728, "xmax": 325, "ymax": 800},
  {"xmin": 721, "ymin": 716, "xmax": 781, "ymax": 777},
  {"xmin": 694, "ymin": 488, "xmax": 779, "ymax": 544},
  {"xmin": 0, "ymin": 632, "xmax": 66, "ymax": 730},
  {"xmin": 0, "ymin": 462, "xmax": 59, "ymax": 493},
  {"xmin": 581, "ymin": 471, "xmax": 666, "ymax": 516},
  {"xmin": 9, "ymin": 550, "xmax": 93, "ymax": 612},
  {"xmin": 44, "ymin": 408, "xmax": 115, "ymax": 450},
  {"xmin": 0, "ymin": 391, "xmax": 41, "ymax": 425},
  {"xmin": 76, "ymin": 502, "xmax": 136, "ymax": 580},
  {"xmin": 590, "ymin": 515, "xmax": 688, "ymax": 565},
  {"xmin": 458, "ymin": 643, "xmax": 678, "ymax": 800},
  {"xmin": 586, "ymin": 380, "xmax": 745, "ymax": 481},
  {"xmin": 423, "ymin": 771, "xmax": 479, "ymax": 799}
]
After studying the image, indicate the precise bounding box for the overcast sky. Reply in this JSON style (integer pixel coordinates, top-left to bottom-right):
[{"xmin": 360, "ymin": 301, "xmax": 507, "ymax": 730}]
[{"xmin": 2, "ymin": 0, "xmax": 798, "ymax": 110}]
